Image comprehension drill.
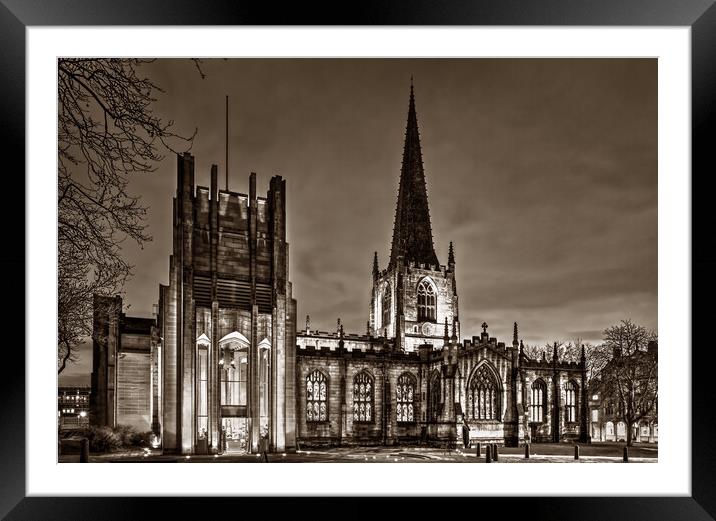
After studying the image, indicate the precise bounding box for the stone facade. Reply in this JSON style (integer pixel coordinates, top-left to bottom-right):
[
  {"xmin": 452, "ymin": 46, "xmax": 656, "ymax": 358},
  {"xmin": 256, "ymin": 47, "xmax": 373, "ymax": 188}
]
[
  {"xmin": 91, "ymin": 83, "xmax": 589, "ymax": 454},
  {"xmin": 154, "ymin": 157, "xmax": 296, "ymax": 455},
  {"xmin": 293, "ymin": 84, "xmax": 588, "ymax": 448},
  {"xmin": 90, "ymin": 296, "xmax": 156, "ymax": 433}
]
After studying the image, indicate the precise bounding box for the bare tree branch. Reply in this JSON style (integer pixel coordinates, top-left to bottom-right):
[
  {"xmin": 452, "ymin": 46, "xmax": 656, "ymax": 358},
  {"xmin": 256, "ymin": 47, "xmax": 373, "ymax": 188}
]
[{"xmin": 57, "ymin": 58, "xmax": 195, "ymax": 373}]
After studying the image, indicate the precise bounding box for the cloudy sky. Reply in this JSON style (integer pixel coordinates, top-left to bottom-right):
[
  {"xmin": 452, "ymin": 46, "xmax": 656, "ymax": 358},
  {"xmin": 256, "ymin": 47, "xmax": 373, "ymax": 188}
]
[{"xmin": 60, "ymin": 58, "xmax": 657, "ymax": 385}]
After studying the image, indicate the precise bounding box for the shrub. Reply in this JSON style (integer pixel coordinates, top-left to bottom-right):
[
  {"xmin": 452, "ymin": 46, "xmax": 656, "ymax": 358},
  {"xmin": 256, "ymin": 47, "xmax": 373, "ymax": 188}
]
[
  {"xmin": 63, "ymin": 424, "xmax": 155, "ymax": 453},
  {"xmin": 113, "ymin": 424, "xmax": 136, "ymax": 447},
  {"xmin": 130, "ymin": 430, "xmax": 154, "ymax": 447},
  {"xmin": 113, "ymin": 425, "xmax": 155, "ymax": 448},
  {"xmin": 86, "ymin": 425, "xmax": 122, "ymax": 453}
]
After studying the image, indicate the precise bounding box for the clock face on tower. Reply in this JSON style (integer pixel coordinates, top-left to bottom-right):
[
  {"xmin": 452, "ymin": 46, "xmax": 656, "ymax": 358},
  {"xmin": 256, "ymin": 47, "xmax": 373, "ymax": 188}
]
[{"xmin": 421, "ymin": 322, "xmax": 433, "ymax": 336}]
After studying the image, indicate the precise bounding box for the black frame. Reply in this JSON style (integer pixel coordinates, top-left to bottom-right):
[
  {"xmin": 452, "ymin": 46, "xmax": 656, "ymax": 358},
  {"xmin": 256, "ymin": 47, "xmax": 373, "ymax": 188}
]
[{"xmin": 2, "ymin": 0, "xmax": 714, "ymax": 518}]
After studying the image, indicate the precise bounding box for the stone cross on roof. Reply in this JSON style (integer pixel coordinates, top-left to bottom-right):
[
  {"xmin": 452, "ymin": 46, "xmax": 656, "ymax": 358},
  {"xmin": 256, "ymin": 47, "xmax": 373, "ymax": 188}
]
[{"xmin": 481, "ymin": 322, "xmax": 488, "ymax": 333}]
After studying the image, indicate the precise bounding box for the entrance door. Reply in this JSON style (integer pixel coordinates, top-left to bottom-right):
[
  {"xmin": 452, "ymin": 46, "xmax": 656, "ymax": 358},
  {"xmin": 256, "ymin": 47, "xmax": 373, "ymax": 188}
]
[{"xmin": 221, "ymin": 417, "xmax": 248, "ymax": 453}]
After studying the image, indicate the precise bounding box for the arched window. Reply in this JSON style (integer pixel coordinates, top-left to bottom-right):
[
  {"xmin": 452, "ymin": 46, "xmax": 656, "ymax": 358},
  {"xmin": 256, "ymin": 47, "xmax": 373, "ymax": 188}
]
[
  {"xmin": 306, "ymin": 371, "xmax": 327, "ymax": 422},
  {"xmin": 417, "ymin": 279, "xmax": 437, "ymax": 322},
  {"xmin": 428, "ymin": 371, "xmax": 441, "ymax": 422},
  {"xmin": 353, "ymin": 371, "xmax": 374, "ymax": 422},
  {"xmin": 530, "ymin": 379, "xmax": 546, "ymax": 423},
  {"xmin": 606, "ymin": 421, "xmax": 614, "ymax": 435},
  {"xmin": 565, "ymin": 380, "xmax": 578, "ymax": 423},
  {"xmin": 396, "ymin": 373, "xmax": 417, "ymax": 423},
  {"xmin": 381, "ymin": 284, "xmax": 391, "ymax": 328},
  {"xmin": 219, "ymin": 332, "xmax": 249, "ymax": 407},
  {"xmin": 468, "ymin": 364, "xmax": 500, "ymax": 420}
]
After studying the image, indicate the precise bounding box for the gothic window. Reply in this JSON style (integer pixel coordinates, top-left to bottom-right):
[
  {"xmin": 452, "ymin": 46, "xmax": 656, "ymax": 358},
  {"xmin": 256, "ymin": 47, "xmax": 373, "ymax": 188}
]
[
  {"xmin": 428, "ymin": 371, "xmax": 441, "ymax": 422},
  {"xmin": 417, "ymin": 279, "xmax": 437, "ymax": 322},
  {"xmin": 467, "ymin": 364, "xmax": 500, "ymax": 421},
  {"xmin": 381, "ymin": 284, "xmax": 391, "ymax": 328},
  {"xmin": 219, "ymin": 332, "xmax": 249, "ymax": 407},
  {"xmin": 353, "ymin": 371, "xmax": 374, "ymax": 422},
  {"xmin": 565, "ymin": 380, "xmax": 578, "ymax": 423},
  {"xmin": 530, "ymin": 379, "xmax": 546, "ymax": 423},
  {"xmin": 306, "ymin": 370, "xmax": 327, "ymax": 423},
  {"xmin": 396, "ymin": 373, "xmax": 416, "ymax": 423}
]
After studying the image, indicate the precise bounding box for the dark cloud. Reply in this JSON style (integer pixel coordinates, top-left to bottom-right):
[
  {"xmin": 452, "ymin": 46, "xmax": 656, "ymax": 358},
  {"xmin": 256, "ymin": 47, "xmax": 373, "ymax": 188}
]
[{"xmin": 60, "ymin": 58, "xmax": 657, "ymax": 380}]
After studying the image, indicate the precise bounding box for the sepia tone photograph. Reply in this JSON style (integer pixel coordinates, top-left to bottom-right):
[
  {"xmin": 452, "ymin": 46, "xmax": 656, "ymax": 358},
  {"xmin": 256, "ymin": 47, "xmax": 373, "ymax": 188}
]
[{"xmin": 57, "ymin": 58, "xmax": 658, "ymax": 464}]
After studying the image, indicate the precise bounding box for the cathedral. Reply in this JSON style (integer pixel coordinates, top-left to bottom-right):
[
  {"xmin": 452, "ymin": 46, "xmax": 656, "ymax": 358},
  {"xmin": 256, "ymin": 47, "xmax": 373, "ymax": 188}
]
[{"xmin": 90, "ymin": 84, "xmax": 589, "ymax": 454}]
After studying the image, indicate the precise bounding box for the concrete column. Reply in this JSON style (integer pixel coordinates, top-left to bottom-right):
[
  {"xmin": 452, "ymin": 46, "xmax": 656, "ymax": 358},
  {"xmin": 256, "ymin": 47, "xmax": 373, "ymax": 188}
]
[{"xmin": 209, "ymin": 301, "xmax": 219, "ymax": 451}]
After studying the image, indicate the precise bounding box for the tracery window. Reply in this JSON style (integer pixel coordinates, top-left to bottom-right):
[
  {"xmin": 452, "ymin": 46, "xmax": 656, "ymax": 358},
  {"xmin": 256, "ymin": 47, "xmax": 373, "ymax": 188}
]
[
  {"xmin": 353, "ymin": 371, "xmax": 374, "ymax": 422},
  {"xmin": 417, "ymin": 279, "xmax": 437, "ymax": 322},
  {"xmin": 396, "ymin": 373, "xmax": 416, "ymax": 423},
  {"xmin": 565, "ymin": 380, "xmax": 577, "ymax": 423},
  {"xmin": 306, "ymin": 370, "xmax": 327, "ymax": 422},
  {"xmin": 468, "ymin": 364, "xmax": 500, "ymax": 420},
  {"xmin": 530, "ymin": 379, "xmax": 546, "ymax": 423},
  {"xmin": 381, "ymin": 284, "xmax": 391, "ymax": 328}
]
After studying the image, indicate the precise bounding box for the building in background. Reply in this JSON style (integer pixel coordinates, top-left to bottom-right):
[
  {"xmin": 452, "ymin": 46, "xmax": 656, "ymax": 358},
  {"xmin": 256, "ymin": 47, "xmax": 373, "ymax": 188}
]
[
  {"xmin": 90, "ymin": 297, "xmax": 158, "ymax": 434},
  {"xmin": 58, "ymin": 385, "xmax": 91, "ymax": 430},
  {"xmin": 588, "ymin": 341, "xmax": 658, "ymax": 443}
]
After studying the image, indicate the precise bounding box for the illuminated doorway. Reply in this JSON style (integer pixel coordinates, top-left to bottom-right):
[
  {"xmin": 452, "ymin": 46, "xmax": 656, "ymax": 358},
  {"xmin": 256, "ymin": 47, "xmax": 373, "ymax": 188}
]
[{"xmin": 221, "ymin": 417, "xmax": 249, "ymax": 453}]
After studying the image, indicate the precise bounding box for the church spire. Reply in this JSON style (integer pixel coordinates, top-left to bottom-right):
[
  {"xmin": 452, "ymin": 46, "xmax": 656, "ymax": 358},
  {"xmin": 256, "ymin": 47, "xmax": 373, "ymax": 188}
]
[{"xmin": 388, "ymin": 80, "xmax": 439, "ymax": 270}]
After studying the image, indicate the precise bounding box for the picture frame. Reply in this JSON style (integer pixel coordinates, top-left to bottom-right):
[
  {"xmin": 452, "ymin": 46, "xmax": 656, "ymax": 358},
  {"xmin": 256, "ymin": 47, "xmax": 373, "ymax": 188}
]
[{"xmin": 2, "ymin": 0, "xmax": 714, "ymax": 518}]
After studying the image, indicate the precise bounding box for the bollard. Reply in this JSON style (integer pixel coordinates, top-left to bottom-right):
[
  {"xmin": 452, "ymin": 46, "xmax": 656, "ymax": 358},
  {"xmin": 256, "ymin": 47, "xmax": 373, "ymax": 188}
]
[
  {"xmin": 574, "ymin": 445, "xmax": 579, "ymax": 460},
  {"xmin": 80, "ymin": 438, "xmax": 89, "ymax": 463},
  {"xmin": 493, "ymin": 443, "xmax": 499, "ymax": 462},
  {"xmin": 485, "ymin": 448, "xmax": 492, "ymax": 463},
  {"xmin": 476, "ymin": 442, "xmax": 481, "ymax": 458},
  {"xmin": 623, "ymin": 446, "xmax": 629, "ymax": 462},
  {"xmin": 524, "ymin": 443, "xmax": 530, "ymax": 459}
]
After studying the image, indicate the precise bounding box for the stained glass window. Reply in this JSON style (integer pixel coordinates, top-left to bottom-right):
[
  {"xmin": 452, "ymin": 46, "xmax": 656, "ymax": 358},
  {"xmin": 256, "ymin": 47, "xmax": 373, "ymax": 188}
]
[
  {"xmin": 468, "ymin": 364, "xmax": 500, "ymax": 420},
  {"xmin": 565, "ymin": 380, "xmax": 577, "ymax": 423},
  {"xmin": 306, "ymin": 370, "xmax": 328, "ymax": 422},
  {"xmin": 417, "ymin": 279, "xmax": 437, "ymax": 322},
  {"xmin": 353, "ymin": 371, "xmax": 374, "ymax": 422},
  {"xmin": 530, "ymin": 379, "xmax": 546, "ymax": 423},
  {"xmin": 397, "ymin": 373, "xmax": 416, "ymax": 422}
]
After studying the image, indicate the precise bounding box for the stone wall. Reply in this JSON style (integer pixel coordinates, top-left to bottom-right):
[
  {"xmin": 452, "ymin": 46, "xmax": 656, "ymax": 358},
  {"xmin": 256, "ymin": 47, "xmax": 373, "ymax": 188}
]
[{"xmin": 295, "ymin": 349, "xmax": 422, "ymax": 447}]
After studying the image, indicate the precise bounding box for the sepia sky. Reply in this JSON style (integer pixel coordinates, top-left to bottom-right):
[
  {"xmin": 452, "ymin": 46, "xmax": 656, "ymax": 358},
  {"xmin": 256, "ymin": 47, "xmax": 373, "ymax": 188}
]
[{"xmin": 60, "ymin": 58, "xmax": 657, "ymax": 385}]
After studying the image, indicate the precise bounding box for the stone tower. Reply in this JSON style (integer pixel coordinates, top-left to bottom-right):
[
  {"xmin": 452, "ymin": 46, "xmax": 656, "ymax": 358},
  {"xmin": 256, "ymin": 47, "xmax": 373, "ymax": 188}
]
[
  {"xmin": 370, "ymin": 83, "xmax": 459, "ymax": 351},
  {"xmin": 157, "ymin": 153, "xmax": 297, "ymax": 455}
]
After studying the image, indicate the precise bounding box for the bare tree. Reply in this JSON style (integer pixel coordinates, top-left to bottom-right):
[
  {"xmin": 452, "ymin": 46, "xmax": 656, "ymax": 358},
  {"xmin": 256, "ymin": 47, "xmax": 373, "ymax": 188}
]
[
  {"xmin": 58, "ymin": 58, "xmax": 195, "ymax": 373},
  {"xmin": 598, "ymin": 319, "xmax": 658, "ymax": 446},
  {"xmin": 522, "ymin": 339, "xmax": 580, "ymax": 363},
  {"xmin": 583, "ymin": 342, "xmax": 612, "ymax": 381},
  {"xmin": 521, "ymin": 338, "xmax": 611, "ymax": 382}
]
